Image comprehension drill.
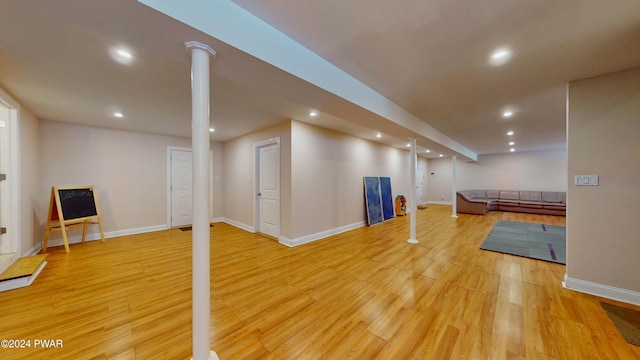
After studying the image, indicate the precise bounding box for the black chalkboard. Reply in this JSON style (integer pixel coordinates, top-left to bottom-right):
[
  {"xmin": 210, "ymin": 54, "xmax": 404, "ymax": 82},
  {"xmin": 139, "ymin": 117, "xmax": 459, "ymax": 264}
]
[
  {"xmin": 56, "ymin": 188, "xmax": 98, "ymax": 221},
  {"xmin": 44, "ymin": 185, "xmax": 105, "ymax": 253}
]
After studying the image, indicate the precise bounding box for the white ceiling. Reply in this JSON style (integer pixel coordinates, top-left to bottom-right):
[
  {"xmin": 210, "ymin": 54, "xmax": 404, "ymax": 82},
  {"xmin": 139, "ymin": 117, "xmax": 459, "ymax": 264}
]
[{"xmin": 1, "ymin": 0, "xmax": 639, "ymax": 159}]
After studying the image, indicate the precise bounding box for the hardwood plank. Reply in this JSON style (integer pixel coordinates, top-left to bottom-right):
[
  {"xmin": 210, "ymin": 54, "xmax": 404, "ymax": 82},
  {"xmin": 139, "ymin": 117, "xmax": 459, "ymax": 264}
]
[{"xmin": 0, "ymin": 205, "xmax": 638, "ymax": 359}]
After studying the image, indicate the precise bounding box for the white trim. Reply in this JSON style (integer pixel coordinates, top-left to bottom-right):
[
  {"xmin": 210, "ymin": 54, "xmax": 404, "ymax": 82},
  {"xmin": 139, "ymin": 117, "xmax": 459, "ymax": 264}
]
[
  {"xmin": 451, "ymin": 155, "xmax": 458, "ymax": 218},
  {"xmin": 222, "ymin": 217, "xmax": 254, "ymax": 233},
  {"xmin": 31, "ymin": 224, "xmax": 168, "ymax": 254},
  {"xmin": 185, "ymin": 41, "xmax": 217, "ymax": 58},
  {"xmin": 427, "ymin": 200, "xmax": 453, "ymax": 206},
  {"xmin": 253, "ymin": 137, "xmax": 280, "ymax": 237},
  {"xmin": 563, "ymin": 274, "xmax": 640, "ymax": 306},
  {"xmin": 211, "ymin": 217, "xmax": 224, "ymax": 223},
  {"xmin": 0, "ymin": 90, "xmax": 22, "ymax": 274},
  {"xmin": 23, "ymin": 246, "xmax": 42, "ymax": 257},
  {"xmin": 279, "ymin": 221, "xmax": 365, "ymax": 247},
  {"xmin": 166, "ymin": 146, "xmax": 193, "ymax": 228}
]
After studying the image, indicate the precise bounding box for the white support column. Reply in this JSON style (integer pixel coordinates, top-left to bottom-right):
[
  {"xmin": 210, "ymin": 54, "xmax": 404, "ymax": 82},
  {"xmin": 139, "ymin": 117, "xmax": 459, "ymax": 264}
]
[
  {"xmin": 185, "ymin": 41, "xmax": 219, "ymax": 360},
  {"xmin": 451, "ymin": 155, "xmax": 458, "ymax": 218},
  {"xmin": 408, "ymin": 138, "xmax": 419, "ymax": 244}
]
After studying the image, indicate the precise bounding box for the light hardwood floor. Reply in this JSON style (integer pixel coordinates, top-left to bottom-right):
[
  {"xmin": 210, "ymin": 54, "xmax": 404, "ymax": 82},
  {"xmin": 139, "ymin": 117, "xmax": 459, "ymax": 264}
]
[{"xmin": 1, "ymin": 205, "xmax": 638, "ymax": 359}]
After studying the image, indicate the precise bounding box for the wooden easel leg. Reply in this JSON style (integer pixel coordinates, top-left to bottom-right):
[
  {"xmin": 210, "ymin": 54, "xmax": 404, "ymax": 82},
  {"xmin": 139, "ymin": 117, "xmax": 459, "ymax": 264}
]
[
  {"xmin": 98, "ymin": 219, "xmax": 105, "ymax": 243},
  {"xmin": 43, "ymin": 187, "xmax": 55, "ymax": 253},
  {"xmin": 82, "ymin": 221, "xmax": 88, "ymax": 244},
  {"xmin": 60, "ymin": 224, "xmax": 70, "ymax": 253},
  {"xmin": 43, "ymin": 228, "xmax": 50, "ymax": 253}
]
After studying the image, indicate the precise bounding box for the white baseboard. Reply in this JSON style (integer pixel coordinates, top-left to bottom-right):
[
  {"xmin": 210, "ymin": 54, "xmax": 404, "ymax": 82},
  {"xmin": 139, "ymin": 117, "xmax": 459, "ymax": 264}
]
[
  {"xmin": 106, "ymin": 224, "xmax": 169, "ymax": 238},
  {"xmin": 212, "ymin": 217, "xmax": 224, "ymax": 223},
  {"xmin": 563, "ymin": 274, "xmax": 640, "ymax": 306},
  {"xmin": 35, "ymin": 224, "xmax": 169, "ymax": 253},
  {"xmin": 218, "ymin": 218, "xmax": 364, "ymax": 247},
  {"xmin": 279, "ymin": 221, "xmax": 365, "ymax": 247},
  {"xmin": 427, "ymin": 201, "xmax": 453, "ymax": 205},
  {"xmin": 221, "ymin": 218, "xmax": 254, "ymax": 233}
]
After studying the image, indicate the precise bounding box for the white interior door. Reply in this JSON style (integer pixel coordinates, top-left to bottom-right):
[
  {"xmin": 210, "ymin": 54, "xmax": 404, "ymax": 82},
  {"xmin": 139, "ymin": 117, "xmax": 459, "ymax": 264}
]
[
  {"xmin": 170, "ymin": 149, "xmax": 192, "ymax": 227},
  {"xmin": 257, "ymin": 143, "xmax": 280, "ymax": 238}
]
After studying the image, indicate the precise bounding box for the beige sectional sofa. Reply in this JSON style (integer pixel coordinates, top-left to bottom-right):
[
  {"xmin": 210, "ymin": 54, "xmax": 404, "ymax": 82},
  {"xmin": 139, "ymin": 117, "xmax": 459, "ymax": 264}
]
[{"xmin": 456, "ymin": 190, "xmax": 566, "ymax": 216}]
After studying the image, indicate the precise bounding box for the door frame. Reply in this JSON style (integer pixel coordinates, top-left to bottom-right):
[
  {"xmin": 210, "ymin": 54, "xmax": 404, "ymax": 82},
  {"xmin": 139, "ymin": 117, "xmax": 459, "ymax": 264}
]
[
  {"xmin": 166, "ymin": 146, "xmax": 192, "ymax": 228},
  {"xmin": 253, "ymin": 137, "xmax": 280, "ymax": 237},
  {"xmin": 0, "ymin": 93, "xmax": 20, "ymax": 274}
]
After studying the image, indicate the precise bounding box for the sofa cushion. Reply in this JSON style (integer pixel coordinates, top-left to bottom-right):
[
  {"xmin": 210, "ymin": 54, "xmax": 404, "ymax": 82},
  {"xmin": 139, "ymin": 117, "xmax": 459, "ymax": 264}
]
[
  {"xmin": 458, "ymin": 190, "xmax": 473, "ymax": 200},
  {"xmin": 542, "ymin": 192, "xmax": 565, "ymax": 203},
  {"xmin": 497, "ymin": 199, "xmax": 519, "ymax": 204},
  {"xmin": 457, "ymin": 190, "xmax": 565, "ymax": 215},
  {"xmin": 557, "ymin": 192, "xmax": 566, "ymax": 203},
  {"xmin": 519, "ymin": 191, "xmax": 542, "ymax": 202},
  {"xmin": 470, "ymin": 190, "xmax": 487, "ymax": 199},
  {"xmin": 499, "ymin": 190, "xmax": 520, "ymax": 200},
  {"xmin": 542, "ymin": 202, "xmax": 566, "ymax": 208},
  {"xmin": 519, "ymin": 201, "xmax": 543, "ymax": 208}
]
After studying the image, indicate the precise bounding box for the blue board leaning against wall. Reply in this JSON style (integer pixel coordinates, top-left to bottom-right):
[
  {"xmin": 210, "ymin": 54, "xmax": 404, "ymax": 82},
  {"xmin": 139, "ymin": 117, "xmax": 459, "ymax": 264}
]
[{"xmin": 364, "ymin": 176, "xmax": 395, "ymax": 225}]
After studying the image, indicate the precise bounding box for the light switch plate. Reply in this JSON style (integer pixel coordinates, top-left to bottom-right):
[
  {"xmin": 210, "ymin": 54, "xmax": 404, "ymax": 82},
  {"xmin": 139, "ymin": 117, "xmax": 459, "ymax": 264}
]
[{"xmin": 574, "ymin": 175, "xmax": 599, "ymax": 186}]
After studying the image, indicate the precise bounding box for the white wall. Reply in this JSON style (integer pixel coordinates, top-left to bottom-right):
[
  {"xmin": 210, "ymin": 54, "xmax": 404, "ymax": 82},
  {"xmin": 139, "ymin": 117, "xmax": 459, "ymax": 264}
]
[
  {"xmin": 19, "ymin": 105, "xmax": 40, "ymax": 255},
  {"xmin": 222, "ymin": 120, "xmax": 292, "ymax": 237},
  {"xmin": 211, "ymin": 141, "xmax": 224, "ymax": 220},
  {"xmin": 427, "ymin": 149, "xmax": 567, "ymax": 203},
  {"xmin": 290, "ymin": 121, "xmax": 412, "ymax": 241},
  {"xmin": 426, "ymin": 157, "xmax": 454, "ymax": 204},
  {"xmin": 221, "ymin": 120, "xmax": 416, "ymax": 244},
  {"xmin": 38, "ymin": 120, "xmax": 226, "ymax": 245},
  {"xmin": 566, "ymin": 67, "xmax": 640, "ymax": 302}
]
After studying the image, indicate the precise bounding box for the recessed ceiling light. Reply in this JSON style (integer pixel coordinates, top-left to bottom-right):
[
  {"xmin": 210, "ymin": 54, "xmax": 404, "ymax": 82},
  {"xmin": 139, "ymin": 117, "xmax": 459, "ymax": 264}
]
[
  {"xmin": 116, "ymin": 49, "xmax": 132, "ymax": 59},
  {"xmin": 439, "ymin": 154, "xmax": 444, "ymax": 157},
  {"xmin": 109, "ymin": 47, "xmax": 134, "ymax": 65},
  {"xmin": 209, "ymin": 128, "xmax": 215, "ymax": 132},
  {"xmin": 502, "ymin": 110, "xmax": 514, "ymax": 118},
  {"xmin": 509, "ymin": 141, "xmax": 515, "ymax": 146},
  {"xmin": 113, "ymin": 112, "xmax": 124, "ymax": 118},
  {"xmin": 489, "ymin": 48, "xmax": 512, "ymax": 66},
  {"xmin": 510, "ymin": 148, "xmax": 516, "ymax": 152},
  {"xmin": 491, "ymin": 49, "xmax": 510, "ymax": 60},
  {"xmin": 425, "ymin": 149, "xmax": 430, "ymax": 153},
  {"xmin": 376, "ymin": 133, "xmax": 381, "ymax": 138},
  {"xmin": 406, "ymin": 143, "xmax": 411, "ymax": 147},
  {"xmin": 507, "ymin": 131, "xmax": 514, "ymax": 136},
  {"xmin": 309, "ymin": 111, "xmax": 318, "ymax": 117}
]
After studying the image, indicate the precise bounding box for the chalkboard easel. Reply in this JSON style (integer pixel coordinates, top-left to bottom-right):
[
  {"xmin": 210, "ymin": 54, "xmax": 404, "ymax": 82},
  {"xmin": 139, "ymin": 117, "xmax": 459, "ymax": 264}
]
[{"xmin": 43, "ymin": 186, "xmax": 105, "ymax": 253}]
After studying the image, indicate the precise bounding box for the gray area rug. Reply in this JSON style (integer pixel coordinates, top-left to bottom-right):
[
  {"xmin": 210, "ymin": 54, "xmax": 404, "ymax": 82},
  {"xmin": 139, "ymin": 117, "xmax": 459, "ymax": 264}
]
[{"xmin": 480, "ymin": 220, "xmax": 566, "ymax": 264}]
